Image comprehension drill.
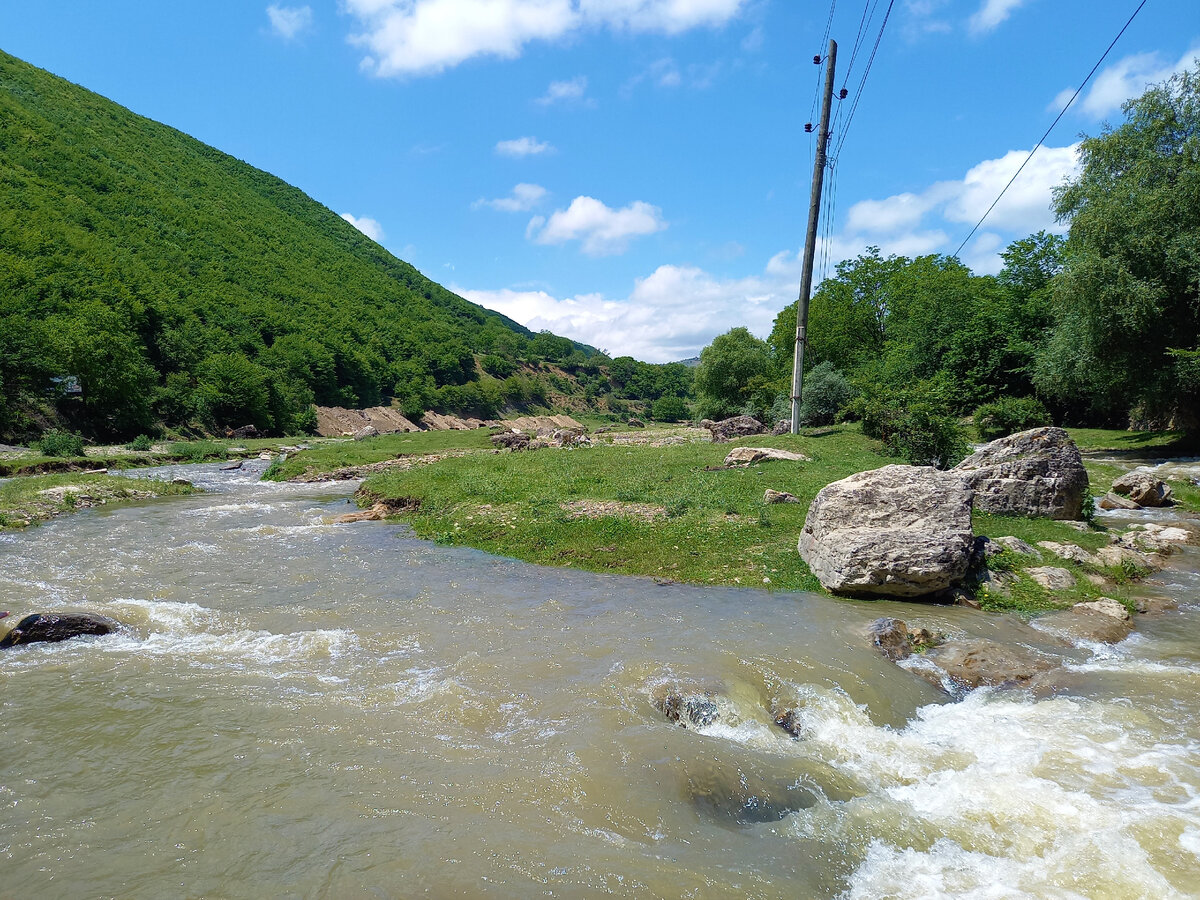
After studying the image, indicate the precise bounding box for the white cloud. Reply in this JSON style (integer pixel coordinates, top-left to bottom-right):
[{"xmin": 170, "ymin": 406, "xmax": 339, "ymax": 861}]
[
  {"xmin": 1057, "ymin": 45, "xmax": 1200, "ymax": 119},
  {"xmin": 529, "ymin": 195, "xmax": 667, "ymax": 255},
  {"xmin": 266, "ymin": 4, "xmax": 313, "ymax": 39},
  {"xmin": 459, "ymin": 262, "xmax": 785, "ymax": 361},
  {"xmin": 537, "ymin": 75, "xmax": 590, "ymax": 105},
  {"xmin": 340, "ymin": 213, "xmax": 385, "ymax": 241},
  {"xmin": 967, "ymin": 0, "xmax": 1027, "ymax": 35},
  {"xmin": 344, "ymin": 0, "xmax": 747, "ymax": 77},
  {"xmin": 473, "ymin": 183, "xmax": 548, "ymax": 212},
  {"xmin": 495, "ymin": 136, "xmax": 554, "ymax": 157}
]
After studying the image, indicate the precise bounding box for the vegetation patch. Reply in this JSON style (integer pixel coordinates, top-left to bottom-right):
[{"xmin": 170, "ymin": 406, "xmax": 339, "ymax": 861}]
[{"xmin": 0, "ymin": 473, "xmax": 197, "ymax": 529}]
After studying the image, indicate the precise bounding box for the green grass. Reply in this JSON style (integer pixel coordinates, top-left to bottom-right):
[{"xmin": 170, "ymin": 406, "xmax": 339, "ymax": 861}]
[
  {"xmin": 262, "ymin": 429, "xmax": 496, "ymax": 481},
  {"xmin": 354, "ymin": 426, "xmax": 887, "ymax": 591},
  {"xmin": 0, "ymin": 473, "xmax": 198, "ymax": 528},
  {"xmin": 1065, "ymin": 427, "xmax": 1193, "ymax": 454}
]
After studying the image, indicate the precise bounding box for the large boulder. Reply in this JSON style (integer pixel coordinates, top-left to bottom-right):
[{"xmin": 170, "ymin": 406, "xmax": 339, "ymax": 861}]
[
  {"xmin": 1111, "ymin": 471, "xmax": 1173, "ymax": 507},
  {"xmin": 0, "ymin": 613, "xmax": 123, "ymax": 649},
  {"xmin": 723, "ymin": 447, "xmax": 810, "ymax": 466},
  {"xmin": 705, "ymin": 415, "xmax": 766, "ymax": 443},
  {"xmin": 797, "ymin": 465, "xmax": 975, "ymax": 597},
  {"xmin": 953, "ymin": 427, "xmax": 1089, "ymax": 519}
]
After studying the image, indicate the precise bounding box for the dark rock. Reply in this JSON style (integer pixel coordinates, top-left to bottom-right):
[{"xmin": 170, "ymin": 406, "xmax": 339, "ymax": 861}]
[
  {"xmin": 771, "ymin": 419, "xmax": 790, "ymax": 435},
  {"xmin": 627, "ymin": 418, "xmax": 646, "ymax": 428},
  {"xmin": 868, "ymin": 617, "xmax": 912, "ymax": 661},
  {"xmin": 953, "ymin": 427, "xmax": 1089, "ymax": 520},
  {"xmin": 705, "ymin": 415, "xmax": 766, "ymax": 443},
  {"xmin": 798, "ymin": 465, "xmax": 975, "ymax": 597},
  {"xmin": 682, "ymin": 756, "xmax": 822, "ymax": 825},
  {"xmin": 221, "ymin": 461, "xmax": 244, "ymax": 471},
  {"xmin": 1135, "ymin": 596, "xmax": 1178, "ymax": 615},
  {"xmin": 490, "ymin": 431, "xmax": 532, "ymax": 451},
  {"xmin": 229, "ymin": 424, "xmax": 260, "ymax": 439},
  {"xmin": 0, "ymin": 613, "xmax": 123, "ymax": 649},
  {"xmin": 653, "ymin": 685, "xmax": 720, "ymax": 728}
]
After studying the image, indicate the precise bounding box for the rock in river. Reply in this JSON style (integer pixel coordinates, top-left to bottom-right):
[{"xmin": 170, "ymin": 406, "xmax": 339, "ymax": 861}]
[
  {"xmin": 953, "ymin": 427, "xmax": 1089, "ymax": 520},
  {"xmin": 0, "ymin": 613, "xmax": 123, "ymax": 649},
  {"xmin": 797, "ymin": 464, "xmax": 974, "ymax": 597},
  {"xmin": 920, "ymin": 639, "xmax": 1057, "ymax": 691},
  {"xmin": 1111, "ymin": 471, "xmax": 1173, "ymax": 507}
]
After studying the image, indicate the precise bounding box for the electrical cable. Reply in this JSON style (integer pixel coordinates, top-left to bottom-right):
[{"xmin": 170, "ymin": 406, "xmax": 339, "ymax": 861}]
[
  {"xmin": 952, "ymin": 0, "xmax": 1150, "ymax": 258},
  {"xmin": 833, "ymin": 0, "xmax": 896, "ymax": 160}
]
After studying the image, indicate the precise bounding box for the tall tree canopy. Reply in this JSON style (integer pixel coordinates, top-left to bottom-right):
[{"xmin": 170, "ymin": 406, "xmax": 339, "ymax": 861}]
[{"xmin": 1037, "ymin": 63, "xmax": 1200, "ymax": 428}]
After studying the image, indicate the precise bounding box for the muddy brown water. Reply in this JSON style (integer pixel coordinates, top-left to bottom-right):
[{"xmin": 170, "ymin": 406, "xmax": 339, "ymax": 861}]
[{"xmin": 1, "ymin": 461, "xmax": 1199, "ymax": 898}]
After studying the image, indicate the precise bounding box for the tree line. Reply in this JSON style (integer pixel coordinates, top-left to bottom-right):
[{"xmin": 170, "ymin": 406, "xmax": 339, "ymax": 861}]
[{"xmin": 694, "ymin": 63, "xmax": 1199, "ymax": 463}]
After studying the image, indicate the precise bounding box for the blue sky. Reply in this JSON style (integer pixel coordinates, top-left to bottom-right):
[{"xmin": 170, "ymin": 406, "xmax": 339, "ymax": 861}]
[{"xmin": 2, "ymin": 1, "xmax": 1196, "ymax": 360}]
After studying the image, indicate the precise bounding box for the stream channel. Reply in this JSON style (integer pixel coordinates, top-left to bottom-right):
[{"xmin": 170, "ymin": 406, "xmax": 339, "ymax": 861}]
[{"xmin": 1, "ymin": 460, "xmax": 1199, "ymax": 898}]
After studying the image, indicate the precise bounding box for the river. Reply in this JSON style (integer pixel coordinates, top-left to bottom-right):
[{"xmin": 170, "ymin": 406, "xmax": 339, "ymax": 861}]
[{"xmin": 1, "ymin": 461, "xmax": 1198, "ymax": 898}]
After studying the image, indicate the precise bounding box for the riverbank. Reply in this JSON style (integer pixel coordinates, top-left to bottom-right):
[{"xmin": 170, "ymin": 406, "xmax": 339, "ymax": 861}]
[
  {"xmin": 0, "ymin": 472, "xmax": 198, "ymax": 528},
  {"xmin": 272, "ymin": 423, "xmax": 1198, "ymax": 612},
  {"xmin": 0, "ymin": 436, "xmax": 318, "ymax": 477}
]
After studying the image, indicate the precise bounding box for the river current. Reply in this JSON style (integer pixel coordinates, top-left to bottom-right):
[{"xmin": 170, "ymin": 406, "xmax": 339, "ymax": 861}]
[{"xmin": 1, "ymin": 461, "xmax": 1199, "ymax": 898}]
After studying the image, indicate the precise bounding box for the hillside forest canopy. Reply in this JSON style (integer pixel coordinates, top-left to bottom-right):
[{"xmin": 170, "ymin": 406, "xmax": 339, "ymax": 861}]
[
  {"xmin": 0, "ymin": 49, "xmax": 693, "ymax": 442},
  {"xmin": 694, "ymin": 63, "xmax": 1200, "ymax": 462}
]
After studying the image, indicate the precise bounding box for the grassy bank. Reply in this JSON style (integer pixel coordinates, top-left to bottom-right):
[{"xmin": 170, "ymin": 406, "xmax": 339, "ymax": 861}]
[
  {"xmin": 0, "ymin": 436, "xmax": 312, "ymax": 477},
  {"xmin": 0, "ymin": 473, "xmax": 198, "ymax": 528},
  {"xmin": 337, "ymin": 424, "xmax": 1182, "ymax": 609},
  {"xmin": 262, "ymin": 430, "xmax": 495, "ymax": 481}
]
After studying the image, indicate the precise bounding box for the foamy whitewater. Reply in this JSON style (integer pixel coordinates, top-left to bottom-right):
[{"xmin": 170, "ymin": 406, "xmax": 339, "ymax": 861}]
[{"xmin": 1, "ymin": 460, "xmax": 1197, "ymax": 898}]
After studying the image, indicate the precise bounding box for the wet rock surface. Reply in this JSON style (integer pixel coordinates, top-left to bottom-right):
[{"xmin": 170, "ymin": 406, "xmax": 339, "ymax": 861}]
[
  {"xmin": 798, "ymin": 465, "xmax": 974, "ymax": 597},
  {"xmin": 0, "ymin": 612, "xmax": 123, "ymax": 649},
  {"xmin": 919, "ymin": 639, "xmax": 1058, "ymax": 691},
  {"xmin": 652, "ymin": 684, "xmax": 721, "ymax": 728},
  {"xmin": 1111, "ymin": 471, "xmax": 1173, "ymax": 507},
  {"xmin": 953, "ymin": 427, "xmax": 1089, "ymax": 519},
  {"xmin": 1035, "ymin": 608, "xmax": 1134, "ymax": 644}
]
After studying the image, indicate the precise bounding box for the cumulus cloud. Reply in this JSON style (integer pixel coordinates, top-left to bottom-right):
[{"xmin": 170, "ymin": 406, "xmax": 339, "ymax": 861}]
[
  {"xmin": 340, "ymin": 213, "xmax": 385, "ymax": 241},
  {"xmin": 495, "ymin": 136, "xmax": 554, "ymax": 156},
  {"xmin": 536, "ymin": 75, "xmax": 590, "ymax": 105},
  {"xmin": 345, "ymin": 0, "xmax": 747, "ymax": 76},
  {"xmin": 459, "ymin": 141, "xmax": 1084, "ymax": 360},
  {"xmin": 473, "ymin": 183, "xmax": 548, "ymax": 212},
  {"xmin": 1055, "ymin": 45, "xmax": 1200, "ymax": 119},
  {"xmin": 459, "ymin": 262, "xmax": 785, "ymax": 361},
  {"xmin": 967, "ymin": 0, "xmax": 1028, "ymax": 34},
  {"xmin": 528, "ymin": 195, "xmax": 667, "ymax": 255},
  {"xmin": 267, "ymin": 4, "xmax": 313, "ymax": 39}
]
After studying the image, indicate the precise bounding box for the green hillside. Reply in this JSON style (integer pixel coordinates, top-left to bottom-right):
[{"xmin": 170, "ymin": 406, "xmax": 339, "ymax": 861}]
[{"xmin": 0, "ymin": 49, "xmax": 599, "ymax": 440}]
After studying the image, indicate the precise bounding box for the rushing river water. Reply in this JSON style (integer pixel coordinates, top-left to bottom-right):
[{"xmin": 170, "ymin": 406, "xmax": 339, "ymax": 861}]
[{"xmin": 2, "ymin": 461, "xmax": 1199, "ymax": 898}]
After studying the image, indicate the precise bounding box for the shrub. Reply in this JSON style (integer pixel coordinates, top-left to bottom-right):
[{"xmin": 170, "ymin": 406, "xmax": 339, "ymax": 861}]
[
  {"xmin": 481, "ymin": 354, "xmax": 517, "ymax": 379},
  {"xmin": 651, "ymin": 395, "xmax": 689, "ymax": 422},
  {"xmin": 798, "ymin": 362, "xmax": 853, "ymax": 426},
  {"xmin": 37, "ymin": 430, "xmax": 85, "ymax": 457},
  {"xmin": 851, "ymin": 380, "xmax": 967, "ymax": 469},
  {"xmin": 973, "ymin": 396, "xmax": 1051, "ymax": 442},
  {"xmin": 290, "ymin": 405, "xmax": 319, "ymax": 436},
  {"xmin": 170, "ymin": 441, "xmax": 227, "ymax": 461},
  {"xmin": 126, "ymin": 434, "xmax": 155, "ymax": 451}
]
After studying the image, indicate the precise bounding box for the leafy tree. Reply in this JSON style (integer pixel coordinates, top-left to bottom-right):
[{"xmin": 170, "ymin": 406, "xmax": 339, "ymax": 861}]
[
  {"xmin": 1037, "ymin": 64, "xmax": 1200, "ymax": 429},
  {"xmin": 651, "ymin": 395, "xmax": 689, "ymax": 422},
  {"xmin": 798, "ymin": 362, "xmax": 853, "ymax": 426},
  {"xmin": 694, "ymin": 327, "xmax": 772, "ymax": 419}
]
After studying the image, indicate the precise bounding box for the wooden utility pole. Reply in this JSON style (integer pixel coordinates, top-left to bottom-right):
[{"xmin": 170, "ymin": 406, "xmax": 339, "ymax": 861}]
[{"xmin": 790, "ymin": 39, "xmax": 837, "ymax": 434}]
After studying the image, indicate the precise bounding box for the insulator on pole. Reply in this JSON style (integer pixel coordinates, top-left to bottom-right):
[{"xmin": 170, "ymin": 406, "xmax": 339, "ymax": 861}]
[
  {"xmin": 813, "ymin": 55, "xmax": 821, "ymax": 65},
  {"xmin": 839, "ymin": 88, "xmax": 849, "ymax": 99}
]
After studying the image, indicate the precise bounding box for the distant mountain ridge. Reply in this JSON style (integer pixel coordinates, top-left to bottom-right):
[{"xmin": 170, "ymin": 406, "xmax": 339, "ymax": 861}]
[{"xmin": 0, "ymin": 48, "xmax": 598, "ymax": 439}]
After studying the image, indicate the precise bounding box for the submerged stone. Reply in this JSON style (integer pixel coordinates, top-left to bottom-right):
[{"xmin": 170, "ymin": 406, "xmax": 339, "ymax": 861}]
[{"xmin": 0, "ymin": 612, "xmax": 123, "ymax": 649}]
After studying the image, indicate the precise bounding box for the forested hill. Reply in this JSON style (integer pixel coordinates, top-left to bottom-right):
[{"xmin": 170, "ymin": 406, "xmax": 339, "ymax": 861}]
[{"xmin": 0, "ymin": 49, "xmax": 591, "ymax": 440}]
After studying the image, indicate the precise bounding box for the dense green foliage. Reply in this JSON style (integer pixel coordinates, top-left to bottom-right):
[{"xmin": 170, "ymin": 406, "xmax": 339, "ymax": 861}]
[
  {"xmin": 35, "ymin": 429, "xmax": 84, "ymax": 458},
  {"xmin": 650, "ymin": 394, "xmax": 690, "ymax": 422},
  {"xmin": 702, "ymin": 70, "xmax": 1200, "ymax": 441},
  {"xmin": 693, "ymin": 327, "xmax": 773, "ymax": 419},
  {"xmin": 798, "ymin": 361, "xmax": 852, "ymax": 426},
  {"xmin": 974, "ymin": 396, "xmax": 1051, "ymax": 442},
  {"xmin": 1036, "ymin": 64, "xmax": 1200, "ymax": 429},
  {"xmin": 0, "ymin": 50, "xmax": 613, "ymax": 441}
]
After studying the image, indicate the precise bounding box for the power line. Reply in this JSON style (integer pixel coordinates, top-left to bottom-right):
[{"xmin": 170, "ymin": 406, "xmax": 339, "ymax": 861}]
[
  {"xmin": 832, "ymin": 0, "xmax": 896, "ymax": 160},
  {"xmin": 841, "ymin": 0, "xmax": 881, "ymax": 90},
  {"xmin": 952, "ymin": 0, "xmax": 1150, "ymax": 258}
]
